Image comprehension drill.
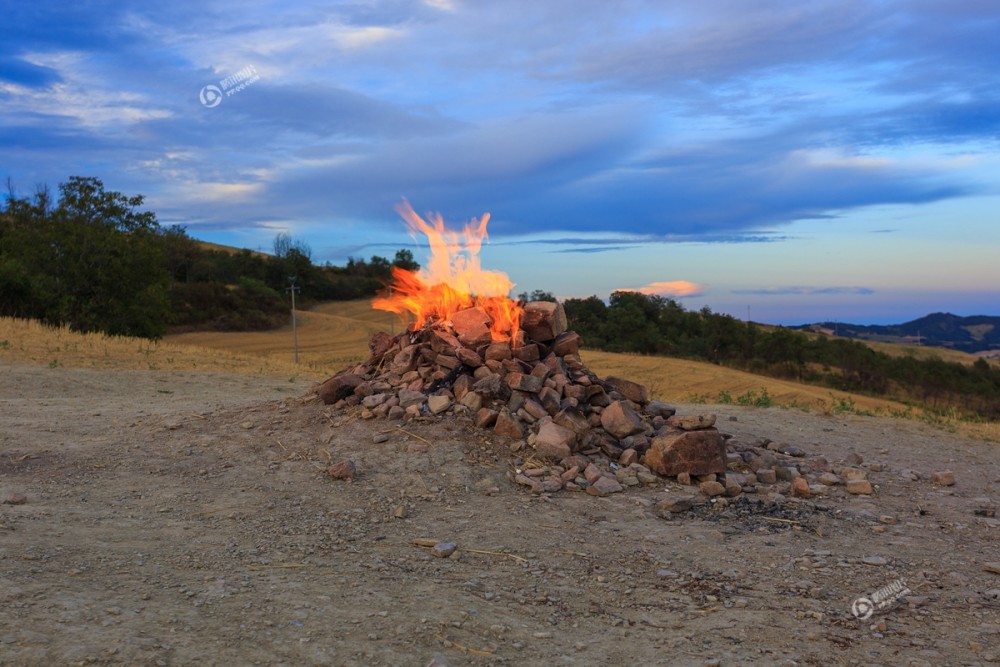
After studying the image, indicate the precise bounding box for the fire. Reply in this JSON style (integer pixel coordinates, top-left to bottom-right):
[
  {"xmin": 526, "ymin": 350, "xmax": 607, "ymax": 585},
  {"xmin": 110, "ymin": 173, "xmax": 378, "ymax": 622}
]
[{"xmin": 372, "ymin": 200, "xmax": 522, "ymax": 342}]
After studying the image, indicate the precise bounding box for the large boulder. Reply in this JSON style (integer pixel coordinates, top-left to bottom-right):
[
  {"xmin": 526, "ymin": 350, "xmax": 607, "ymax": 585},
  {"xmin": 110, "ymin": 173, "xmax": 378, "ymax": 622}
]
[{"xmin": 644, "ymin": 428, "xmax": 727, "ymax": 477}]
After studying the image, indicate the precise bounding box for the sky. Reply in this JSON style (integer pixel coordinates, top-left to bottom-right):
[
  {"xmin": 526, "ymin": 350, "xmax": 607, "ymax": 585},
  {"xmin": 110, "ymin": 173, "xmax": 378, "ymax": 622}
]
[{"xmin": 2, "ymin": 0, "xmax": 999, "ymax": 325}]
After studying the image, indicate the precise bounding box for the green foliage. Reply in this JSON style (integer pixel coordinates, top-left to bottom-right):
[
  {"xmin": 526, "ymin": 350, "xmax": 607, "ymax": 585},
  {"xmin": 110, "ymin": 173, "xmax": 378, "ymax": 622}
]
[
  {"xmin": 2, "ymin": 178, "xmax": 421, "ymax": 337},
  {"xmin": 2, "ymin": 176, "xmax": 171, "ymax": 337},
  {"xmin": 564, "ymin": 290, "xmax": 1000, "ymax": 421}
]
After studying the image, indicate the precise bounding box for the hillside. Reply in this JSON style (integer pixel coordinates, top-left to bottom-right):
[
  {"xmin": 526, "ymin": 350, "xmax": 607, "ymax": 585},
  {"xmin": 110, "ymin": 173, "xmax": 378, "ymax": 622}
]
[{"xmin": 795, "ymin": 312, "xmax": 1000, "ymax": 355}]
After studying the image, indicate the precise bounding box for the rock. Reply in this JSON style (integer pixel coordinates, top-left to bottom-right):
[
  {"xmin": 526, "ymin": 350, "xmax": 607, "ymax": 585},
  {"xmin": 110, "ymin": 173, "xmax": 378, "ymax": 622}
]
[
  {"xmin": 426, "ymin": 656, "xmax": 453, "ymax": 667},
  {"xmin": 475, "ymin": 407, "xmax": 499, "ymax": 428},
  {"xmin": 316, "ymin": 373, "xmax": 363, "ymax": 404},
  {"xmin": 472, "ymin": 373, "xmax": 511, "ymax": 401},
  {"xmin": 666, "ymin": 414, "xmax": 717, "ymax": 431},
  {"xmin": 931, "ymin": 470, "xmax": 956, "ymax": 486},
  {"xmin": 3, "ymin": 493, "xmax": 27, "ymax": 505},
  {"xmin": 862, "ymin": 555, "xmax": 888, "ymax": 566},
  {"xmin": 431, "ymin": 543, "xmax": 458, "ymax": 558},
  {"xmin": 535, "ymin": 422, "xmax": 577, "ymax": 460},
  {"xmin": 755, "ymin": 468, "xmax": 777, "ymax": 485},
  {"xmin": 459, "ymin": 391, "xmax": 483, "ymax": 411},
  {"xmin": 817, "ymin": 472, "xmax": 842, "ymax": 486},
  {"xmin": 427, "ymin": 395, "xmax": 452, "ymax": 414},
  {"xmin": 553, "ymin": 407, "xmax": 590, "ymax": 435},
  {"xmin": 507, "ymin": 372, "xmax": 544, "ymax": 393},
  {"xmin": 604, "ymin": 376, "xmax": 648, "ymax": 404},
  {"xmin": 699, "ymin": 480, "xmax": 726, "ymax": 497},
  {"xmin": 494, "ymin": 409, "xmax": 525, "ymax": 439},
  {"xmin": 367, "ymin": 330, "xmax": 395, "ymax": 364},
  {"xmin": 455, "ymin": 347, "xmax": 483, "ymax": 367},
  {"xmin": 586, "ymin": 476, "xmax": 624, "ymax": 496},
  {"xmin": 397, "ymin": 388, "xmax": 426, "ymax": 408},
  {"xmin": 372, "ymin": 433, "xmax": 390, "ymax": 444},
  {"xmin": 657, "ymin": 495, "xmax": 697, "ymax": 513},
  {"xmin": 451, "ymin": 307, "xmax": 493, "ymax": 347},
  {"xmin": 846, "ymin": 479, "xmax": 874, "ymax": 495},
  {"xmin": 645, "ymin": 400, "xmax": 676, "ymax": 419},
  {"xmin": 521, "ymin": 301, "xmax": 568, "ymax": 342},
  {"xmin": 777, "ymin": 445, "xmax": 807, "ymax": 457},
  {"xmin": 328, "ymin": 460, "xmax": 357, "ymax": 481},
  {"xmin": 791, "ymin": 477, "xmax": 811, "ymax": 498},
  {"xmin": 551, "ymin": 331, "xmax": 582, "ymax": 356},
  {"xmin": 600, "ymin": 400, "xmax": 646, "ymax": 439},
  {"xmin": 645, "ymin": 429, "xmax": 727, "ymax": 477}
]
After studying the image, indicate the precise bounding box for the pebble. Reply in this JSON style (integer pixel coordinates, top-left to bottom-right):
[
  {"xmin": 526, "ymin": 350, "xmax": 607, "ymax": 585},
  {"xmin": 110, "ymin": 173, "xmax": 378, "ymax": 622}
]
[
  {"xmin": 3, "ymin": 493, "xmax": 27, "ymax": 505},
  {"xmin": 657, "ymin": 495, "xmax": 696, "ymax": 513},
  {"xmin": 791, "ymin": 477, "xmax": 810, "ymax": 499},
  {"xmin": 931, "ymin": 470, "xmax": 956, "ymax": 486},
  {"xmin": 699, "ymin": 481, "xmax": 726, "ymax": 497},
  {"xmin": 846, "ymin": 479, "xmax": 874, "ymax": 495},
  {"xmin": 862, "ymin": 555, "xmax": 888, "ymax": 566},
  {"xmin": 431, "ymin": 543, "xmax": 458, "ymax": 558},
  {"xmin": 372, "ymin": 433, "xmax": 390, "ymax": 444},
  {"xmin": 327, "ymin": 460, "xmax": 357, "ymax": 481}
]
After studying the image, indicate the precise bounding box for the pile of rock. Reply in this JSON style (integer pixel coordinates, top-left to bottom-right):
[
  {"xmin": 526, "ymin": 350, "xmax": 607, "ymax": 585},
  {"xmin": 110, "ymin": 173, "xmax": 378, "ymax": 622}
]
[{"xmin": 316, "ymin": 301, "xmax": 737, "ymax": 495}]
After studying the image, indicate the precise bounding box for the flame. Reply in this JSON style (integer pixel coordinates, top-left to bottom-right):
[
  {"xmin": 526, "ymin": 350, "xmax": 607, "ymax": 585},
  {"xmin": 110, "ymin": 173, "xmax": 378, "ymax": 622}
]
[{"xmin": 372, "ymin": 201, "xmax": 522, "ymax": 342}]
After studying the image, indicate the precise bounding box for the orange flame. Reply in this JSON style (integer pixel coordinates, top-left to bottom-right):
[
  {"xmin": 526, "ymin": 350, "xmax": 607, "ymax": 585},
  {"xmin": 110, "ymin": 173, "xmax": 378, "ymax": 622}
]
[{"xmin": 372, "ymin": 201, "xmax": 522, "ymax": 342}]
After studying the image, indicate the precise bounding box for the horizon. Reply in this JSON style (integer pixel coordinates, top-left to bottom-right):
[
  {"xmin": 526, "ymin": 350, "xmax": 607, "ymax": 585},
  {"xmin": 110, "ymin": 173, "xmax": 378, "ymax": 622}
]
[{"xmin": 3, "ymin": 2, "xmax": 999, "ymax": 326}]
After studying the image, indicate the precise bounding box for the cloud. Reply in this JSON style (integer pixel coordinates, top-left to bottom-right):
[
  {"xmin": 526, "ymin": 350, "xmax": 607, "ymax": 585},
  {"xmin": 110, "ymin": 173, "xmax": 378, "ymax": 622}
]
[
  {"xmin": 732, "ymin": 286, "xmax": 876, "ymax": 296},
  {"xmin": 622, "ymin": 280, "xmax": 707, "ymax": 299}
]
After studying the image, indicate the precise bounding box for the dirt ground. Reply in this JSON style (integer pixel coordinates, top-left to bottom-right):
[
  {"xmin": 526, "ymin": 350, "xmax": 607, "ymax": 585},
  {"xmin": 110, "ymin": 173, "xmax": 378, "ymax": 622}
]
[{"xmin": 2, "ymin": 361, "xmax": 999, "ymax": 667}]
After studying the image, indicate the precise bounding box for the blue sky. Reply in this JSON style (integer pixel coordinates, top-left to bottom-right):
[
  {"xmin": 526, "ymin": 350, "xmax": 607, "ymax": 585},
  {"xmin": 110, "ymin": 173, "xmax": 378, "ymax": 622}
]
[{"xmin": 3, "ymin": 0, "xmax": 999, "ymax": 324}]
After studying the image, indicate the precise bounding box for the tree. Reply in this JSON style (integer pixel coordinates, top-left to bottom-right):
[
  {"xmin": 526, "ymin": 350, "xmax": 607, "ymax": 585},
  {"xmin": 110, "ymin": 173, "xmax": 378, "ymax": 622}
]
[
  {"xmin": 392, "ymin": 249, "xmax": 420, "ymax": 272},
  {"xmin": 1, "ymin": 176, "xmax": 172, "ymax": 337}
]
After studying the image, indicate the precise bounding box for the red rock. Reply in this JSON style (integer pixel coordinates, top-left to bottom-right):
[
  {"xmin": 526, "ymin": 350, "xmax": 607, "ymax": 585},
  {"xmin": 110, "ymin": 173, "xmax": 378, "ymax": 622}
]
[
  {"xmin": 554, "ymin": 407, "xmax": 590, "ymax": 434},
  {"xmin": 455, "ymin": 347, "xmax": 483, "ymax": 367},
  {"xmin": 586, "ymin": 476, "xmax": 624, "ymax": 496},
  {"xmin": 605, "ymin": 376, "xmax": 649, "ymax": 404},
  {"xmin": 600, "ymin": 400, "xmax": 646, "ymax": 439},
  {"xmin": 514, "ymin": 343, "xmax": 540, "ymax": 362},
  {"xmin": 551, "ymin": 331, "xmax": 581, "ymax": 356},
  {"xmin": 535, "ymin": 422, "xmax": 577, "ymax": 460},
  {"xmin": 791, "ymin": 476, "xmax": 810, "ymax": 498},
  {"xmin": 429, "ymin": 330, "xmax": 461, "ymax": 353},
  {"xmin": 451, "ymin": 307, "xmax": 493, "ymax": 347},
  {"xmin": 366, "ymin": 331, "xmax": 395, "ymax": 364},
  {"xmin": 657, "ymin": 495, "xmax": 696, "ymax": 513},
  {"xmin": 666, "ymin": 414, "xmax": 717, "ymax": 431},
  {"xmin": 619, "ymin": 448, "xmax": 638, "ymax": 467},
  {"xmin": 494, "ymin": 409, "xmax": 525, "ymax": 439},
  {"xmin": 931, "ymin": 470, "xmax": 955, "ymax": 486},
  {"xmin": 506, "ymin": 372, "xmax": 543, "ymax": 394},
  {"xmin": 316, "ymin": 373, "xmax": 364, "ymax": 404},
  {"xmin": 328, "ymin": 460, "xmax": 357, "ymax": 481},
  {"xmin": 699, "ymin": 480, "xmax": 726, "ymax": 497},
  {"xmin": 484, "ymin": 341, "xmax": 512, "ymax": 361},
  {"xmin": 520, "ymin": 301, "xmax": 568, "ymax": 342},
  {"xmin": 583, "ymin": 463, "xmax": 604, "ymax": 484},
  {"xmin": 644, "ymin": 429, "xmax": 727, "ymax": 477},
  {"xmin": 846, "ymin": 479, "xmax": 874, "ymax": 495}
]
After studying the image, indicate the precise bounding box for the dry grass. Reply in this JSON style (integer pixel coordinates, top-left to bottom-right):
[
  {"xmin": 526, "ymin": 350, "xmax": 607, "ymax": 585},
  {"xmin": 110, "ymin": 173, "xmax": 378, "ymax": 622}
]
[
  {"xmin": 0, "ymin": 317, "xmax": 318, "ymax": 378},
  {"xmin": 5, "ymin": 303, "xmax": 998, "ymax": 440}
]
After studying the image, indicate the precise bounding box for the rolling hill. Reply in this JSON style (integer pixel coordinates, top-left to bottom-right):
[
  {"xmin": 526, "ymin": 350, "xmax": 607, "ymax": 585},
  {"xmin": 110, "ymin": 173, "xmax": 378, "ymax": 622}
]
[{"xmin": 794, "ymin": 312, "xmax": 1000, "ymax": 355}]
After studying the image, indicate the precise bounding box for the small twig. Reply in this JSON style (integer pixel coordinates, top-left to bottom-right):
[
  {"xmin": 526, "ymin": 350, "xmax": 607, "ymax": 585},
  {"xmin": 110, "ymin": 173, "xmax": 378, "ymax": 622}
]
[
  {"xmin": 464, "ymin": 548, "xmax": 528, "ymax": 563},
  {"xmin": 394, "ymin": 428, "xmax": 433, "ymax": 446},
  {"xmin": 320, "ymin": 448, "xmax": 332, "ymax": 463},
  {"xmin": 13, "ymin": 453, "xmax": 39, "ymax": 462},
  {"xmin": 434, "ymin": 633, "xmax": 495, "ymax": 656}
]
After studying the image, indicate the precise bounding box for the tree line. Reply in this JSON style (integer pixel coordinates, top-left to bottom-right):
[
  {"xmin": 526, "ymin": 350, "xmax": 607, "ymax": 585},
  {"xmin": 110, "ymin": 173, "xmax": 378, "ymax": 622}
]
[
  {"xmin": 1, "ymin": 176, "xmax": 418, "ymax": 338},
  {"xmin": 562, "ymin": 290, "xmax": 1000, "ymax": 420}
]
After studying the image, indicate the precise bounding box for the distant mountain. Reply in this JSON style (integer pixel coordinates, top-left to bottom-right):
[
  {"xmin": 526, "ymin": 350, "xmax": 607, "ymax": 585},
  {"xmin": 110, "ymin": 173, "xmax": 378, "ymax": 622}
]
[{"xmin": 792, "ymin": 312, "xmax": 1000, "ymax": 355}]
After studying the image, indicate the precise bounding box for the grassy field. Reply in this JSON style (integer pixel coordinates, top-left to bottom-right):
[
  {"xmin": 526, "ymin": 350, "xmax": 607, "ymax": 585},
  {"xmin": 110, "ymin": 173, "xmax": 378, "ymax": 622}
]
[{"xmin": 3, "ymin": 303, "xmax": 997, "ymax": 440}]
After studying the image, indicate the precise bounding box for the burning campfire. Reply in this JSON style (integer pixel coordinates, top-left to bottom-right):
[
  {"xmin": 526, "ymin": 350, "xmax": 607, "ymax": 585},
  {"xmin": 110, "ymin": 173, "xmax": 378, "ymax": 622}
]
[{"xmin": 316, "ymin": 202, "xmax": 734, "ymax": 495}]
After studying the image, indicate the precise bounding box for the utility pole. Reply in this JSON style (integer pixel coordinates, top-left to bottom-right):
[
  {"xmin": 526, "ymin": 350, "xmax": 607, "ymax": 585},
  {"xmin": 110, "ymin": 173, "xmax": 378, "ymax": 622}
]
[{"xmin": 286, "ymin": 276, "xmax": 300, "ymax": 364}]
